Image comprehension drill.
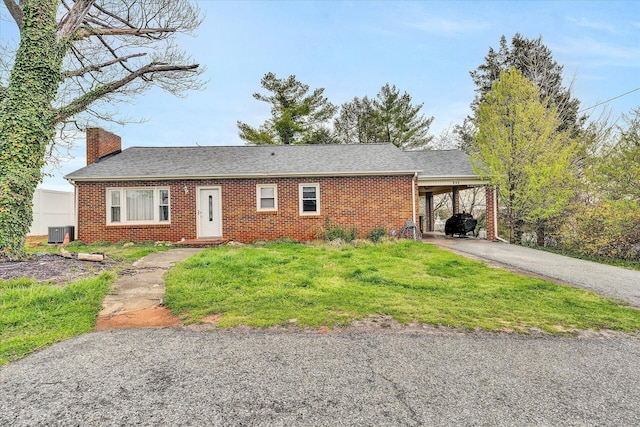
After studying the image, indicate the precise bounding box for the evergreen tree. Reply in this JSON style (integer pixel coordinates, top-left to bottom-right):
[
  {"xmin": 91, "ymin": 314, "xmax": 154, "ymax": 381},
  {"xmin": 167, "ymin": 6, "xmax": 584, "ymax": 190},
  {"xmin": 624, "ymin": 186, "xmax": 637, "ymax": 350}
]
[
  {"xmin": 334, "ymin": 83, "xmax": 433, "ymax": 149},
  {"xmin": 470, "ymin": 34, "xmax": 583, "ymax": 133},
  {"xmin": 333, "ymin": 96, "xmax": 379, "ymax": 144},
  {"xmin": 465, "ymin": 34, "xmax": 587, "ymax": 244},
  {"xmin": 374, "ymin": 84, "xmax": 434, "ymax": 149},
  {"xmin": 237, "ymin": 73, "xmax": 337, "ymax": 145}
]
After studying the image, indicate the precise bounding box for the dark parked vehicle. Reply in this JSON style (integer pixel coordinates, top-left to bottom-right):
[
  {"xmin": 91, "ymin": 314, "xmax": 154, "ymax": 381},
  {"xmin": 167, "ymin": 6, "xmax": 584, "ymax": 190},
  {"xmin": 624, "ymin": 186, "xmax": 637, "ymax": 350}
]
[{"xmin": 445, "ymin": 212, "xmax": 477, "ymax": 237}]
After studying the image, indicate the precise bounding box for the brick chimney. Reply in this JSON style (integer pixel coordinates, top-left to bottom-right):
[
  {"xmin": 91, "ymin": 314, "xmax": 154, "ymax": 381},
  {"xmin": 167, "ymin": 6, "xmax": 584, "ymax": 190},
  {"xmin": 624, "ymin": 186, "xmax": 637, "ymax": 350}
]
[{"xmin": 86, "ymin": 128, "xmax": 121, "ymax": 165}]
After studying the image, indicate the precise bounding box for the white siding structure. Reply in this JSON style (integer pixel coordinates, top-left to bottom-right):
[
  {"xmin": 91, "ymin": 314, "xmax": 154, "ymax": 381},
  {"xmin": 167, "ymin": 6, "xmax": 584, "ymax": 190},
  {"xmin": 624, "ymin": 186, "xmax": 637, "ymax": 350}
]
[{"xmin": 29, "ymin": 189, "xmax": 75, "ymax": 236}]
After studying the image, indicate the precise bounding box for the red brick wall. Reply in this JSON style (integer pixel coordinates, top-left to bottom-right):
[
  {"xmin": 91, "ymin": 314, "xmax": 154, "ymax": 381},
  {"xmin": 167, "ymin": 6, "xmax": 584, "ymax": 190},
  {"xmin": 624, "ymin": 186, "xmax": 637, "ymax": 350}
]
[
  {"xmin": 76, "ymin": 175, "xmax": 416, "ymax": 243},
  {"xmin": 485, "ymin": 186, "xmax": 497, "ymax": 241},
  {"xmin": 427, "ymin": 192, "xmax": 435, "ymax": 232},
  {"xmin": 86, "ymin": 128, "xmax": 121, "ymax": 165},
  {"xmin": 452, "ymin": 186, "xmax": 460, "ymax": 214}
]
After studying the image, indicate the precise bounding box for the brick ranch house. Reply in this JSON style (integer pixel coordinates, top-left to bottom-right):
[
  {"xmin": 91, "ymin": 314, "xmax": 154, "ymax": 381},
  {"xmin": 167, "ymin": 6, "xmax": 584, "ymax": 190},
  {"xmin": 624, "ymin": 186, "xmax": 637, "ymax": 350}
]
[{"xmin": 64, "ymin": 128, "xmax": 497, "ymax": 244}]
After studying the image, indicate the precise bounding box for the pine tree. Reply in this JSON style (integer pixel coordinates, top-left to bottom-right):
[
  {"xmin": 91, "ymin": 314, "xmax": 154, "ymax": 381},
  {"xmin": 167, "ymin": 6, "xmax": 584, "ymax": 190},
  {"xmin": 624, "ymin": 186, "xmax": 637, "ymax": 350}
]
[
  {"xmin": 470, "ymin": 34, "xmax": 583, "ymax": 133},
  {"xmin": 334, "ymin": 84, "xmax": 433, "ymax": 149},
  {"xmin": 237, "ymin": 73, "xmax": 337, "ymax": 145}
]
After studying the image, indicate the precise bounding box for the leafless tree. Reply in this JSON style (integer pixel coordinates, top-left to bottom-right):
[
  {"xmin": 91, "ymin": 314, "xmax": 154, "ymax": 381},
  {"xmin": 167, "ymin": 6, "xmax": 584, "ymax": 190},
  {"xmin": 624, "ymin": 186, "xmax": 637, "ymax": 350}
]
[
  {"xmin": 1, "ymin": 0, "xmax": 205, "ymax": 158},
  {"xmin": 0, "ymin": 0, "xmax": 205, "ymax": 258}
]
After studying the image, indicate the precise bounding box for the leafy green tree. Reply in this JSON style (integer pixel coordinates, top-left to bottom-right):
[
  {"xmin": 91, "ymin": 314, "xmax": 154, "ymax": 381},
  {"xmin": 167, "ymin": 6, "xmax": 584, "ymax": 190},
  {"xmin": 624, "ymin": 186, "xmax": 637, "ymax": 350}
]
[
  {"xmin": 471, "ymin": 68, "xmax": 577, "ymax": 244},
  {"xmin": 0, "ymin": 0, "xmax": 203, "ymax": 260},
  {"xmin": 334, "ymin": 84, "xmax": 434, "ymax": 149},
  {"xmin": 591, "ymin": 107, "xmax": 640, "ymax": 202},
  {"xmin": 470, "ymin": 33, "xmax": 583, "ymax": 133},
  {"xmin": 551, "ymin": 107, "xmax": 640, "ymax": 262},
  {"xmin": 237, "ymin": 72, "xmax": 337, "ymax": 145},
  {"xmin": 466, "ymin": 34, "xmax": 588, "ymax": 245}
]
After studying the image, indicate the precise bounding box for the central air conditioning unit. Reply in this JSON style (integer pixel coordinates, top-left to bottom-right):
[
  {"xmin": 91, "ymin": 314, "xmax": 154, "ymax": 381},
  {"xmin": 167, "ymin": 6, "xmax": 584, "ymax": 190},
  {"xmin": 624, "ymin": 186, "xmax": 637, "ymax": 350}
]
[{"xmin": 48, "ymin": 226, "xmax": 75, "ymax": 244}]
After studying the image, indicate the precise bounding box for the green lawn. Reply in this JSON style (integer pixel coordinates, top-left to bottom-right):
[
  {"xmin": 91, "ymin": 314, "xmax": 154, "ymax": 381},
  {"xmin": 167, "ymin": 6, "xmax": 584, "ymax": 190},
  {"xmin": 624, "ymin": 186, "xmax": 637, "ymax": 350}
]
[
  {"xmin": 1, "ymin": 241, "xmax": 170, "ymax": 366},
  {"xmin": 165, "ymin": 240, "xmax": 640, "ymax": 333},
  {"xmin": 0, "ymin": 273, "xmax": 113, "ymax": 365},
  {"xmin": 4, "ymin": 239, "xmax": 638, "ymax": 366}
]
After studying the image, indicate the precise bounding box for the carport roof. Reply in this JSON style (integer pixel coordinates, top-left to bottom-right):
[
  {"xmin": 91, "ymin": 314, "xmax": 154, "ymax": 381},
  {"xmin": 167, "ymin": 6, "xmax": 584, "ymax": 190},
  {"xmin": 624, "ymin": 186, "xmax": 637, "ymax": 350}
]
[{"xmin": 406, "ymin": 150, "xmax": 478, "ymax": 178}]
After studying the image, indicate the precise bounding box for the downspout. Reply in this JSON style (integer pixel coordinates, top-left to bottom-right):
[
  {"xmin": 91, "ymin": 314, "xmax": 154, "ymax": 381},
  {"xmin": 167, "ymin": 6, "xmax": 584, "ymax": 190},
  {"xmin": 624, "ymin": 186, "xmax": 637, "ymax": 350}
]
[
  {"xmin": 67, "ymin": 179, "xmax": 78, "ymax": 240},
  {"xmin": 492, "ymin": 187, "xmax": 508, "ymax": 243}
]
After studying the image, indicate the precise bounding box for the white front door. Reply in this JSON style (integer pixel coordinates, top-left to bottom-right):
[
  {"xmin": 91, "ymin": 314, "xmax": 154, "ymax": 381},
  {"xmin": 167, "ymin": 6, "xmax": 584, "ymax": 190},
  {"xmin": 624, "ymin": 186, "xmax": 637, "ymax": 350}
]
[{"xmin": 198, "ymin": 187, "xmax": 222, "ymax": 238}]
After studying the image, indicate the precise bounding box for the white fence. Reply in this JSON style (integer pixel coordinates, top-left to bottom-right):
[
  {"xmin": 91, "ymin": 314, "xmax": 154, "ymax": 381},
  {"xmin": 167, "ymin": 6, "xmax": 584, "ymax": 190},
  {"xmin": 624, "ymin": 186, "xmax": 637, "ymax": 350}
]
[{"xmin": 28, "ymin": 189, "xmax": 75, "ymax": 236}]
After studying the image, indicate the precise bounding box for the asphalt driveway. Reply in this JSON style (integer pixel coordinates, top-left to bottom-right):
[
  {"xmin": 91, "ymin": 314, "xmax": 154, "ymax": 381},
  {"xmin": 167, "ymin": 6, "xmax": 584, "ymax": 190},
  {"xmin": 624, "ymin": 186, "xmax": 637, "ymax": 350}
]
[
  {"xmin": 439, "ymin": 239, "xmax": 640, "ymax": 307},
  {"xmin": 1, "ymin": 328, "xmax": 639, "ymax": 426}
]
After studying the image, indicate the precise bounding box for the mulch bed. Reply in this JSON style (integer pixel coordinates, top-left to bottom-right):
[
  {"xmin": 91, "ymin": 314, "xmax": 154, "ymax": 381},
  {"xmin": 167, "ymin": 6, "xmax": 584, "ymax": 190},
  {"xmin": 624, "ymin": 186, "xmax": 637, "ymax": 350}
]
[{"xmin": 0, "ymin": 253, "xmax": 117, "ymax": 283}]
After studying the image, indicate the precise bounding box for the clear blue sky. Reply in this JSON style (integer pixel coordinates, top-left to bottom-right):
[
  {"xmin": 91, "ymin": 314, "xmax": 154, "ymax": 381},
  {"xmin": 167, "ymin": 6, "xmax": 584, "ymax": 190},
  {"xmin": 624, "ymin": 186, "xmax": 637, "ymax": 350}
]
[{"xmin": 1, "ymin": 1, "xmax": 639, "ymax": 191}]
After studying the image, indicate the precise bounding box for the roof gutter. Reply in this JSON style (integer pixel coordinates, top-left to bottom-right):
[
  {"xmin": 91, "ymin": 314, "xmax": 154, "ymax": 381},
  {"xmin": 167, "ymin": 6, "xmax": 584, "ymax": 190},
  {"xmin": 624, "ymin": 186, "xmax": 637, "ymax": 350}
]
[
  {"xmin": 417, "ymin": 174, "xmax": 482, "ymax": 180},
  {"xmin": 68, "ymin": 179, "xmax": 79, "ymax": 237},
  {"xmin": 64, "ymin": 170, "xmax": 423, "ymax": 182}
]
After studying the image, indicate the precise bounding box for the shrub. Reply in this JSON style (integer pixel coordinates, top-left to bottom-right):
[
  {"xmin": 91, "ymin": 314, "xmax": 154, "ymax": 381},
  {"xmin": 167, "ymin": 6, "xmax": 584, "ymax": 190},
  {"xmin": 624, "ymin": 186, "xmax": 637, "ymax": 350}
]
[
  {"xmin": 320, "ymin": 219, "xmax": 358, "ymax": 242},
  {"xmin": 367, "ymin": 226, "xmax": 387, "ymax": 243},
  {"xmin": 559, "ymin": 200, "xmax": 640, "ymax": 261},
  {"xmin": 348, "ymin": 226, "xmax": 358, "ymax": 242}
]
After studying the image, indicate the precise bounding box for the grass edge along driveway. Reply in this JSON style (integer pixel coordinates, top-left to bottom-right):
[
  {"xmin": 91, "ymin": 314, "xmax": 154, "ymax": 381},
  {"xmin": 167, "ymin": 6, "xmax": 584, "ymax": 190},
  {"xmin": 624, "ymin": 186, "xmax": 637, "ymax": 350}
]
[
  {"xmin": 0, "ymin": 273, "xmax": 113, "ymax": 366},
  {"xmin": 0, "ymin": 241, "xmax": 171, "ymax": 366},
  {"xmin": 165, "ymin": 241, "xmax": 640, "ymax": 333}
]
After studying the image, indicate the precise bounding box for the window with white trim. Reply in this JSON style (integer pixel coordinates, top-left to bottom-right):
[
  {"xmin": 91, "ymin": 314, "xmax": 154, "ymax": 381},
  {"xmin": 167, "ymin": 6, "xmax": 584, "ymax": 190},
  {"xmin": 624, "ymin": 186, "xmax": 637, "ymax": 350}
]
[
  {"xmin": 257, "ymin": 184, "xmax": 278, "ymax": 212},
  {"xmin": 299, "ymin": 183, "xmax": 320, "ymax": 215},
  {"xmin": 106, "ymin": 188, "xmax": 170, "ymax": 224},
  {"xmin": 110, "ymin": 190, "xmax": 121, "ymax": 223},
  {"xmin": 159, "ymin": 189, "xmax": 170, "ymax": 221}
]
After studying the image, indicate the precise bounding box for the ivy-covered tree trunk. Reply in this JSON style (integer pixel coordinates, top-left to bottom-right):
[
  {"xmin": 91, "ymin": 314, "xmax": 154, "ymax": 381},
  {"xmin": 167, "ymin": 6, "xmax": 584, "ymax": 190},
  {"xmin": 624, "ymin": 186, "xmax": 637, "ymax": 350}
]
[
  {"xmin": 0, "ymin": 0, "xmax": 202, "ymax": 259},
  {"xmin": 0, "ymin": 0, "xmax": 65, "ymax": 259}
]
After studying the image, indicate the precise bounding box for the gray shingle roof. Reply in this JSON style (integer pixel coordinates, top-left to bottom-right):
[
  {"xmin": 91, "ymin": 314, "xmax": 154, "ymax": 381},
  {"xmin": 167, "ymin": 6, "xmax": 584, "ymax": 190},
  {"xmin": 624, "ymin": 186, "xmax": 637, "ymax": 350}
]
[
  {"xmin": 65, "ymin": 144, "xmax": 422, "ymax": 181},
  {"xmin": 406, "ymin": 150, "xmax": 476, "ymax": 178}
]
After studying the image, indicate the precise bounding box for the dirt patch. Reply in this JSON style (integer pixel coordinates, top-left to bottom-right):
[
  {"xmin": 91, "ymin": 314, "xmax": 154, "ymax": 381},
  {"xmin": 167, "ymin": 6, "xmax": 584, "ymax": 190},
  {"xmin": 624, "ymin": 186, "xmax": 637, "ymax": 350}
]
[
  {"xmin": 0, "ymin": 253, "xmax": 117, "ymax": 283},
  {"xmin": 182, "ymin": 315, "xmax": 475, "ymax": 335},
  {"xmin": 95, "ymin": 306, "xmax": 180, "ymax": 330},
  {"xmin": 180, "ymin": 314, "xmax": 640, "ymax": 339},
  {"xmin": 202, "ymin": 313, "xmax": 224, "ymax": 325}
]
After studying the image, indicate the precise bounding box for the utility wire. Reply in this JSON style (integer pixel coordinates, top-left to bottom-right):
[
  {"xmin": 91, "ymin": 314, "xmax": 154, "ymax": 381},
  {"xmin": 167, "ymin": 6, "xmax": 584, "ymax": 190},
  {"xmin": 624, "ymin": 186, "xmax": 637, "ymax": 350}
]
[{"xmin": 578, "ymin": 87, "xmax": 640, "ymax": 113}]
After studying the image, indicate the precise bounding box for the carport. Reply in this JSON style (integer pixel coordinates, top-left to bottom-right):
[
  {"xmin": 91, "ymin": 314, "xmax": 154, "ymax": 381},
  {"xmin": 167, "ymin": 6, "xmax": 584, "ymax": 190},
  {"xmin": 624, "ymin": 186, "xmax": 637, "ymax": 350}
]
[{"xmin": 407, "ymin": 150, "xmax": 498, "ymax": 240}]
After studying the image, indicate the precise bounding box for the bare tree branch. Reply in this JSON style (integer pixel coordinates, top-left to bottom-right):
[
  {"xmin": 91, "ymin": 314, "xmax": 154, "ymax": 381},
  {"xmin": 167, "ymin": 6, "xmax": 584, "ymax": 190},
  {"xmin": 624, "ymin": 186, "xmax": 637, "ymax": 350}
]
[
  {"xmin": 75, "ymin": 27, "xmax": 177, "ymax": 39},
  {"xmin": 63, "ymin": 52, "xmax": 146, "ymax": 77},
  {"xmin": 90, "ymin": 1, "xmax": 137, "ymax": 29},
  {"xmin": 57, "ymin": 0, "xmax": 95, "ymax": 42},
  {"xmin": 4, "ymin": 0, "xmax": 204, "ymax": 143},
  {"xmin": 53, "ymin": 61, "xmax": 199, "ymax": 123},
  {"xmin": 2, "ymin": 0, "xmax": 22, "ymax": 28}
]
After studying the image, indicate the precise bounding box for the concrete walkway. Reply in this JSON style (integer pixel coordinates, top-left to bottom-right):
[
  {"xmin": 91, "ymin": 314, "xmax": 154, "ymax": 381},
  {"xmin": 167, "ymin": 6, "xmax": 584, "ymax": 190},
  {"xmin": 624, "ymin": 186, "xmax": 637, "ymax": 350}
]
[
  {"xmin": 95, "ymin": 248, "xmax": 203, "ymax": 329},
  {"xmin": 433, "ymin": 237, "xmax": 640, "ymax": 307}
]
